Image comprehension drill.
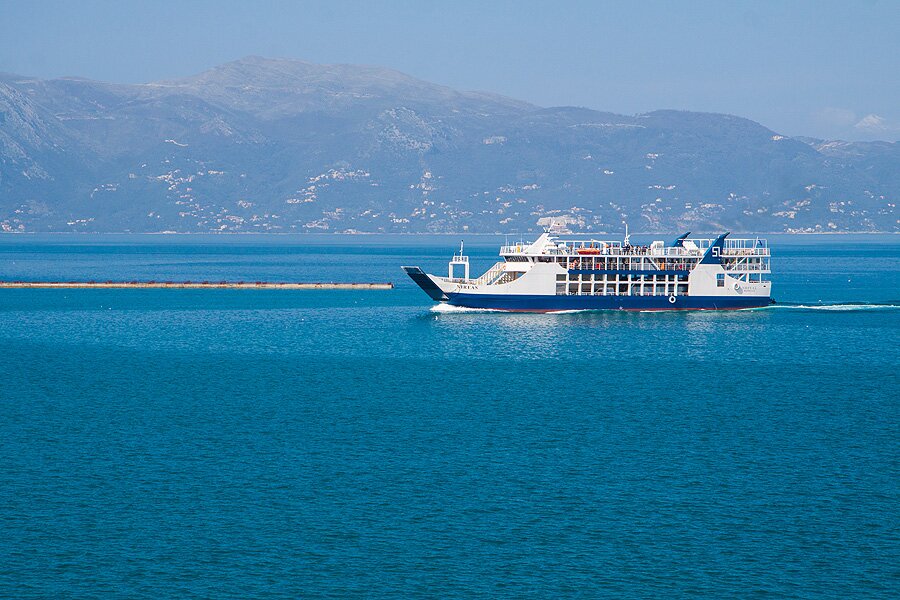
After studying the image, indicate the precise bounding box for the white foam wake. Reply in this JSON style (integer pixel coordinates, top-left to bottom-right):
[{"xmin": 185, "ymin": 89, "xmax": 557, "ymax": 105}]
[
  {"xmin": 766, "ymin": 303, "xmax": 900, "ymax": 311},
  {"xmin": 429, "ymin": 303, "xmax": 503, "ymax": 313},
  {"xmin": 429, "ymin": 302, "xmax": 900, "ymax": 314}
]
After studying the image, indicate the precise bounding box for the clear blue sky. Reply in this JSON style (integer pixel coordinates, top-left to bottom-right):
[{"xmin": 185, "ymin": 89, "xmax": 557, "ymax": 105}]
[{"xmin": 2, "ymin": 0, "xmax": 898, "ymax": 141}]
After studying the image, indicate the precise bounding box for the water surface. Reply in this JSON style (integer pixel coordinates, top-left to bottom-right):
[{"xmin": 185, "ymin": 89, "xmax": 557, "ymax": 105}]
[{"xmin": 1, "ymin": 234, "xmax": 897, "ymax": 598}]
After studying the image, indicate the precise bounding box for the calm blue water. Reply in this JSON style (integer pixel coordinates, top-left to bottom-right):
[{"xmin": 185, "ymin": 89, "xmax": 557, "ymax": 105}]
[{"xmin": 1, "ymin": 234, "xmax": 898, "ymax": 598}]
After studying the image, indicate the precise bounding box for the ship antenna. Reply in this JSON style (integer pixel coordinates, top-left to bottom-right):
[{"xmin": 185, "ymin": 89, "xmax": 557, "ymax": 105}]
[{"xmin": 624, "ymin": 222, "xmax": 631, "ymax": 247}]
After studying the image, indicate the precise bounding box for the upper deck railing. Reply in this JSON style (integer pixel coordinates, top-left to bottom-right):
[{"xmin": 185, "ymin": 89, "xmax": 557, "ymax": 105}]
[{"xmin": 500, "ymin": 237, "xmax": 769, "ymax": 257}]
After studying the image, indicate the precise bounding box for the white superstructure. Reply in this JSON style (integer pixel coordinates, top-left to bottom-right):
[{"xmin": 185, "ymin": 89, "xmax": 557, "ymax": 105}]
[{"xmin": 403, "ymin": 231, "xmax": 773, "ymax": 311}]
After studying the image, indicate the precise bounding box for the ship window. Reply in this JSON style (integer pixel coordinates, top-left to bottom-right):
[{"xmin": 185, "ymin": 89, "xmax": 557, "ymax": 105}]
[{"xmin": 716, "ymin": 273, "xmax": 725, "ymax": 287}]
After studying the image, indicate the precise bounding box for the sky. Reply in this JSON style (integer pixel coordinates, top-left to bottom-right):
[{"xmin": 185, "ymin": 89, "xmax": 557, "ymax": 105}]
[{"xmin": 1, "ymin": 0, "xmax": 898, "ymax": 141}]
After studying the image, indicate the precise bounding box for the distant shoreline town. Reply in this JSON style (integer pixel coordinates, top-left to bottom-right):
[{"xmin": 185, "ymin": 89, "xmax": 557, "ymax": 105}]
[{"xmin": 2, "ymin": 57, "xmax": 896, "ymax": 235}]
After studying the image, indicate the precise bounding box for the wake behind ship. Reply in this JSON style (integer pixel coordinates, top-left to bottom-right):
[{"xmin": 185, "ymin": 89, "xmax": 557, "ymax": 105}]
[{"xmin": 403, "ymin": 230, "xmax": 773, "ymax": 312}]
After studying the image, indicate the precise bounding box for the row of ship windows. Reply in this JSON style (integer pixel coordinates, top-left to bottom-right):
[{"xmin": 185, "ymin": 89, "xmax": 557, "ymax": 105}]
[
  {"xmin": 565, "ymin": 258, "xmax": 697, "ymax": 269},
  {"xmin": 558, "ymin": 274, "xmax": 689, "ymax": 282},
  {"xmin": 556, "ymin": 283, "xmax": 690, "ymax": 296},
  {"xmin": 508, "ymin": 256, "xmax": 704, "ymax": 268},
  {"xmin": 717, "ymin": 273, "xmax": 765, "ymax": 285}
]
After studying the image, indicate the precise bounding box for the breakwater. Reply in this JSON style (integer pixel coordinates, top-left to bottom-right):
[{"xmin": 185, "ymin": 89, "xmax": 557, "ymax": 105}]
[{"xmin": 0, "ymin": 281, "xmax": 393, "ymax": 290}]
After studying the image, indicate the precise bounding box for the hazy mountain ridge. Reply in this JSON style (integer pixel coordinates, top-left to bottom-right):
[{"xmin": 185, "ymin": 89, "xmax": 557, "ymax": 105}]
[{"xmin": 0, "ymin": 57, "xmax": 896, "ymax": 233}]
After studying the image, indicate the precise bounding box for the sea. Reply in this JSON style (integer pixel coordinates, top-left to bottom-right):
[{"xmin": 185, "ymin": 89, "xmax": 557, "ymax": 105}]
[{"xmin": 0, "ymin": 233, "xmax": 897, "ymax": 598}]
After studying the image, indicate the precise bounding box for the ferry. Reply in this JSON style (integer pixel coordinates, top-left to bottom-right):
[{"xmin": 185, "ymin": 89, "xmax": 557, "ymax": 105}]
[{"xmin": 402, "ymin": 228, "xmax": 773, "ymax": 311}]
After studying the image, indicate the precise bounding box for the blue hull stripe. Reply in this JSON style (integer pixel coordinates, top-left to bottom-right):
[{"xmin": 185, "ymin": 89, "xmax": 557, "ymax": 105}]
[{"xmin": 445, "ymin": 293, "xmax": 770, "ymax": 311}]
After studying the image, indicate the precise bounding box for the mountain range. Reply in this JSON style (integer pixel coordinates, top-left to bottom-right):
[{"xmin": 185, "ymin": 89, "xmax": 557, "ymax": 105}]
[{"xmin": 1, "ymin": 56, "xmax": 897, "ymax": 233}]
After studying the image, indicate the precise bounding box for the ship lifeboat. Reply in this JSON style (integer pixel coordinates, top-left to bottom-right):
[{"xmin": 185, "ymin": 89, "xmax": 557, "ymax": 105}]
[{"xmin": 576, "ymin": 247, "xmax": 601, "ymax": 255}]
